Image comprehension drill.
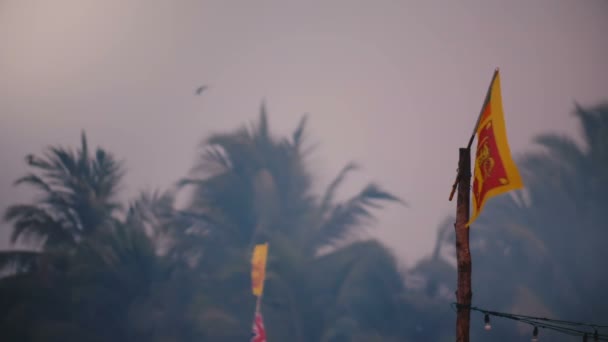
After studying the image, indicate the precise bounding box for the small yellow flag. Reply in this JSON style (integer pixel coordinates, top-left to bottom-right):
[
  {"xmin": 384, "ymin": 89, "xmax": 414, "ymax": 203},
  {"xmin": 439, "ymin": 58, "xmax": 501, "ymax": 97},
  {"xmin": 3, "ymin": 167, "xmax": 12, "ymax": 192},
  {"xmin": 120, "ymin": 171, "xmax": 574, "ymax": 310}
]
[{"xmin": 251, "ymin": 243, "xmax": 269, "ymax": 297}]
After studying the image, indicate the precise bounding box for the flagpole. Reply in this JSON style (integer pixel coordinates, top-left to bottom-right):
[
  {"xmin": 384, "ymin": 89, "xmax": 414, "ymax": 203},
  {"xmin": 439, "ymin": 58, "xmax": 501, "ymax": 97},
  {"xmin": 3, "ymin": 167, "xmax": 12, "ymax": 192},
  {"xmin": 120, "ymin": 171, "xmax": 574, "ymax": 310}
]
[
  {"xmin": 451, "ymin": 68, "xmax": 499, "ymax": 342},
  {"xmin": 454, "ymin": 147, "xmax": 472, "ymax": 342}
]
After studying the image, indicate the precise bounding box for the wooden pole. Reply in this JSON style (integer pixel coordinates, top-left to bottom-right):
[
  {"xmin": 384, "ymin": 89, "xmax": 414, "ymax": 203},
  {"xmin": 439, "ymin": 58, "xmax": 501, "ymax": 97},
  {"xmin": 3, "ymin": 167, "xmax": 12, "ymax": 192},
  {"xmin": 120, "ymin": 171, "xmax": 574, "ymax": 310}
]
[
  {"xmin": 450, "ymin": 69, "xmax": 499, "ymax": 341},
  {"xmin": 454, "ymin": 147, "xmax": 472, "ymax": 342}
]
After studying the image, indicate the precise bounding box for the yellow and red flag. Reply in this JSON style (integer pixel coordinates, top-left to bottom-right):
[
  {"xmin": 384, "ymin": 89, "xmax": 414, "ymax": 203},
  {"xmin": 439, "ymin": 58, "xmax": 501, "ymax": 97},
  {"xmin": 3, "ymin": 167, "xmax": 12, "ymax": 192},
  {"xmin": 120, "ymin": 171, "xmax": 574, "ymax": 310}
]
[
  {"xmin": 251, "ymin": 243, "xmax": 268, "ymax": 296},
  {"xmin": 467, "ymin": 70, "xmax": 523, "ymax": 227}
]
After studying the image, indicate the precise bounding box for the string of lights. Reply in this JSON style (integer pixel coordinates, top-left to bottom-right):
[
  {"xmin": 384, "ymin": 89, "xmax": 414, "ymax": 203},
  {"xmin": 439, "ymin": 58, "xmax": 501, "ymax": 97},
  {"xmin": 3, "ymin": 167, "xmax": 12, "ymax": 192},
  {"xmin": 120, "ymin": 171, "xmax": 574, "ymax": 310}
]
[{"xmin": 451, "ymin": 303, "xmax": 608, "ymax": 341}]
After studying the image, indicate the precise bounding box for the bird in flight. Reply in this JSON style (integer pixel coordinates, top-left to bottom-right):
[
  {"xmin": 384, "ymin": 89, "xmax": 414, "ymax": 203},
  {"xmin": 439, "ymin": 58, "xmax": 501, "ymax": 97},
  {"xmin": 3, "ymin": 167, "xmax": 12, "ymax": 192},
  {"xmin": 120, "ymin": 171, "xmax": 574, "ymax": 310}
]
[{"xmin": 195, "ymin": 85, "xmax": 208, "ymax": 95}]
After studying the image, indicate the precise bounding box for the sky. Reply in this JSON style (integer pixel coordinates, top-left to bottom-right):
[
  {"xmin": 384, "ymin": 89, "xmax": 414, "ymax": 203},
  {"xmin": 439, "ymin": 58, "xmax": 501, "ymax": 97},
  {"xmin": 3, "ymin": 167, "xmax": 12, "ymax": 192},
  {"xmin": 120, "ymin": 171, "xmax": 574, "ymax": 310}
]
[{"xmin": 1, "ymin": 0, "xmax": 607, "ymax": 266}]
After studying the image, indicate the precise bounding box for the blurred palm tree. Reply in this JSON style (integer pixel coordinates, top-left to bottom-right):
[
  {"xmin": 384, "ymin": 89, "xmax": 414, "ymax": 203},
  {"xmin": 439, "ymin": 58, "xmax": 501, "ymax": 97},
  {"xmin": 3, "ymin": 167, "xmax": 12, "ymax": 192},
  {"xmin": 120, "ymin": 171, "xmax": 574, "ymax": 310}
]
[
  {"xmin": 413, "ymin": 103, "xmax": 608, "ymax": 341},
  {"xmin": 0, "ymin": 104, "xmax": 413, "ymax": 341},
  {"xmin": 473, "ymin": 104, "xmax": 608, "ymax": 322},
  {"xmin": 1, "ymin": 132, "xmax": 123, "ymax": 273},
  {"xmin": 175, "ymin": 103, "xmax": 407, "ymax": 341},
  {"xmin": 404, "ymin": 103, "xmax": 608, "ymax": 342},
  {"xmin": 0, "ymin": 217, "xmax": 219, "ymax": 342}
]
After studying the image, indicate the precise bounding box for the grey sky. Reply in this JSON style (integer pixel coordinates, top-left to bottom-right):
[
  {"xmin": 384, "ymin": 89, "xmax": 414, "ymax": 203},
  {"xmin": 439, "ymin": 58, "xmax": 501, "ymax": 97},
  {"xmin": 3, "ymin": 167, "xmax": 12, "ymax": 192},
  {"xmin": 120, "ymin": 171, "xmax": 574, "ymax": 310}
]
[{"xmin": 1, "ymin": 0, "xmax": 607, "ymax": 266}]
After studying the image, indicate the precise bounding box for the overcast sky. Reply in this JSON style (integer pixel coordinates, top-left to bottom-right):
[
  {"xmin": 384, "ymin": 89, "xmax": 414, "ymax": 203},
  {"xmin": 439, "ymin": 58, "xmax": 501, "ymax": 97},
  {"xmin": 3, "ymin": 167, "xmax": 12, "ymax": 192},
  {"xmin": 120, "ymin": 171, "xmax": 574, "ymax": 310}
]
[{"xmin": 1, "ymin": 0, "xmax": 607, "ymax": 266}]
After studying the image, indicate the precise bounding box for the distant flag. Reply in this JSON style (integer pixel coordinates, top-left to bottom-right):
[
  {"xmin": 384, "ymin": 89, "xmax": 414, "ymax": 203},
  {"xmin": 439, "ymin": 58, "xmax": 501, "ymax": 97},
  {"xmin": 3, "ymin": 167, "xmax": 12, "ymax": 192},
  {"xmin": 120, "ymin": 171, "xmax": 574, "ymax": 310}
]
[
  {"xmin": 251, "ymin": 243, "xmax": 269, "ymax": 296},
  {"xmin": 251, "ymin": 312, "xmax": 267, "ymax": 342},
  {"xmin": 466, "ymin": 69, "xmax": 523, "ymax": 227},
  {"xmin": 251, "ymin": 243, "xmax": 269, "ymax": 340}
]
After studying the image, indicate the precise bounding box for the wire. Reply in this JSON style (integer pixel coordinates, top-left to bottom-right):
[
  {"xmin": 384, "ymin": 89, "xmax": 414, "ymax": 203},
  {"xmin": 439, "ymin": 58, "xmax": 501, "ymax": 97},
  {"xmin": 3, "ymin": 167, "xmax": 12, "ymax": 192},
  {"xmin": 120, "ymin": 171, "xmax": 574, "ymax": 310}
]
[{"xmin": 451, "ymin": 303, "xmax": 608, "ymax": 340}]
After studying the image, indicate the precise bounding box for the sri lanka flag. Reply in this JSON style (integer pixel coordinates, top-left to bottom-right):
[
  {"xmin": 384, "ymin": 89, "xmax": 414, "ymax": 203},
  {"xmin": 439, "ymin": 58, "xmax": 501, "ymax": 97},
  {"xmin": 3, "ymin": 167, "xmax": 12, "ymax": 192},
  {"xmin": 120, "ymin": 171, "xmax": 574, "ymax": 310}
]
[{"xmin": 467, "ymin": 69, "xmax": 523, "ymax": 226}]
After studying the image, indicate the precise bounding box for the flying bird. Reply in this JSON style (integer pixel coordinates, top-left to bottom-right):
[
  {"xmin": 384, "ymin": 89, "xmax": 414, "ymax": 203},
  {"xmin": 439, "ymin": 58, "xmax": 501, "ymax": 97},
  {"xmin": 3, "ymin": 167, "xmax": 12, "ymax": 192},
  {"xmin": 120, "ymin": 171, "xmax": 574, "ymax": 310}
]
[{"xmin": 195, "ymin": 85, "xmax": 208, "ymax": 95}]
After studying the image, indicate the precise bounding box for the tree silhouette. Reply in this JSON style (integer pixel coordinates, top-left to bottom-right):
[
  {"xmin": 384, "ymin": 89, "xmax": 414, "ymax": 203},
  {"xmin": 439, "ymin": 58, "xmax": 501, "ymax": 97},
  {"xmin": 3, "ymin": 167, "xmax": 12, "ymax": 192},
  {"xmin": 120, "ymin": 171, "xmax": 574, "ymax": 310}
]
[
  {"xmin": 176, "ymin": 103, "xmax": 406, "ymax": 341},
  {"xmin": 1, "ymin": 132, "xmax": 123, "ymax": 273}
]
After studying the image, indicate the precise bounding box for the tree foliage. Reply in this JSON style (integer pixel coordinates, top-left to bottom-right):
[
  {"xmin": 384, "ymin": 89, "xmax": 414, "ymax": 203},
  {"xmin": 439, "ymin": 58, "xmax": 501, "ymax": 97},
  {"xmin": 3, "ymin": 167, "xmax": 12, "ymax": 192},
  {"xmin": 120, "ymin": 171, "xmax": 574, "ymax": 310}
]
[
  {"xmin": 1, "ymin": 102, "xmax": 606, "ymax": 341},
  {"xmin": 419, "ymin": 103, "xmax": 608, "ymax": 341},
  {"xmin": 0, "ymin": 105, "xmax": 406, "ymax": 341}
]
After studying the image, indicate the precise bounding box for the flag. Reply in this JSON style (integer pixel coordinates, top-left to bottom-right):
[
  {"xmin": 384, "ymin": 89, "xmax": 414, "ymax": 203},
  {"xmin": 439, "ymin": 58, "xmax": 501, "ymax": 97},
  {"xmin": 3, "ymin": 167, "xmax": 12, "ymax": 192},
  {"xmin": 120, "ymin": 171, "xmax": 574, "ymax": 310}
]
[
  {"xmin": 467, "ymin": 70, "xmax": 523, "ymax": 226},
  {"xmin": 251, "ymin": 243, "xmax": 268, "ymax": 296},
  {"xmin": 251, "ymin": 312, "xmax": 267, "ymax": 342}
]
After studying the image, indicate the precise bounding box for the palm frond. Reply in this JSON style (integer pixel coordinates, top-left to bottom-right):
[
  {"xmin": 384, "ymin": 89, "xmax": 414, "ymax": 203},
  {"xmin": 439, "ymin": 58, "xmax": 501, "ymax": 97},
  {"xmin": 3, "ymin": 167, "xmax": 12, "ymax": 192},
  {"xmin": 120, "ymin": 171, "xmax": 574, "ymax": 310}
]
[
  {"xmin": 127, "ymin": 190, "xmax": 174, "ymax": 223},
  {"xmin": 13, "ymin": 174, "xmax": 53, "ymax": 194},
  {"xmin": 575, "ymin": 104, "xmax": 604, "ymax": 150},
  {"xmin": 320, "ymin": 162, "xmax": 360, "ymax": 216},
  {"xmin": 78, "ymin": 131, "xmax": 90, "ymax": 177},
  {"xmin": 314, "ymin": 184, "xmax": 402, "ymax": 249},
  {"xmin": 534, "ymin": 134, "xmax": 585, "ymax": 169},
  {"xmin": 92, "ymin": 148, "xmax": 124, "ymax": 199},
  {"xmin": 292, "ymin": 114, "xmax": 309, "ymax": 149},
  {"xmin": 258, "ymin": 101, "xmax": 270, "ymax": 139},
  {"xmin": 47, "ymin": 147, "xmax": 80, "ymax": 183},
  {"xmin": 5, "ymin": 204, "xmax": 76, "ymax": 247},
  {"xmin": 0, "ymin": 250, "xmax": 41, "ymax": 273},
  {"xmin": 203, "ymin": 129, "xmax": 255, "ymax": 174},
  {"xmin": 194, "ymin": 146, "xmax": 233, "ymax": 176},
  {"xmin": 359, "ymin": 183, "xmax": 405, "ymax": 205}
]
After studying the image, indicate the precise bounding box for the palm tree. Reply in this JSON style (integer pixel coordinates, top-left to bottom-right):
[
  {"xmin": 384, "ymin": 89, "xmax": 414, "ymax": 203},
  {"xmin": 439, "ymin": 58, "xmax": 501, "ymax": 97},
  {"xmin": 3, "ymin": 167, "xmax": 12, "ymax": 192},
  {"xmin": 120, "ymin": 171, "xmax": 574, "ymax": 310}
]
[
  {"xmin": 1, "ymin": 131, "xmax": 123, "ymax": 272},
  {"xmin": 0, "ymin": 105, "xmax": 412, "ymax": 341},
  {"xmin": 0, "ymin": 217, "xmax": 217, "ymax": 342},
  {"xmin": 175, "ymin": 102, "xmax": 407, "ymax": 341},
  {"xmin": 400, "ymin": 104, "xmax": 608, "ymax": 342},
  {"xmin": 179, "ymin": 103, "xmax": 313, "ymax": 251},
  {"xmin": 1, "ymin": 183, "xmax": 236, "ymax": 342},
  {"xmin": 419, "ymin": 103, "xmax": 608, "ymax": 341},
  {"xmin": 180, "ymin": 103, "xmax": 402, "ymax": 254}
]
